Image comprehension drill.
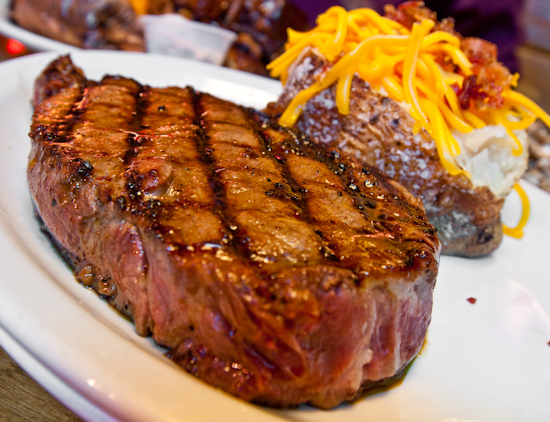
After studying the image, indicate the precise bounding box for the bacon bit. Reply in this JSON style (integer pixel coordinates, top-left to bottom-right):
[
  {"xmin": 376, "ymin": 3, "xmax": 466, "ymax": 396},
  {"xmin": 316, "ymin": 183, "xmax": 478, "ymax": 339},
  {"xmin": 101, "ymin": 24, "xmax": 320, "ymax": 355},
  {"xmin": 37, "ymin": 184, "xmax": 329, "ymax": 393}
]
[
  {"xmin": 384, "ymin": 1, "xmax": 437, "ymax": 30},
  {"xmin": 435, "ymin": 17, "xmax": 457, "ymax": 34},
  {"xmin": 462, "ymin": 38, "xmax": 498, "ymax": 66},
  {"xmin": 384, "ymin": 2, "xmax": 514, "ymax": 113},
  {"xmin": 459, "ymin": 38, "xmax": 513, "ymax": 111},
  {"xmin": 432, "ymin": 49, "xmax": 457, "ymax": 73},
  {"xmin": 458, "ymin": 75, "xmax": 481, "ymax": 109},
  {"xmin": 466, "ymin": 297, "xmax": 477, "ymax": 304},
  {"xmin": 384, "ymin": 1, "xmax": 459, "ymax": 35}
]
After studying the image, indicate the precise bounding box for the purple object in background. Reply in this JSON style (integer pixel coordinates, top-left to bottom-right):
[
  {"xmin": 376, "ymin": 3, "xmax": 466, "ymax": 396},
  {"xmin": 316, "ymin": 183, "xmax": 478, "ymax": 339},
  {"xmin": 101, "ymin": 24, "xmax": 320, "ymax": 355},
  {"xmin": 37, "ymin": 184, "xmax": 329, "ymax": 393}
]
[
  {"xmin": 423, "ymin": 0, "xmax": 525, "ymax": 73},
  {"xmin": 290, "ymin": 0, "xmax": 525, "ymax": 72}
]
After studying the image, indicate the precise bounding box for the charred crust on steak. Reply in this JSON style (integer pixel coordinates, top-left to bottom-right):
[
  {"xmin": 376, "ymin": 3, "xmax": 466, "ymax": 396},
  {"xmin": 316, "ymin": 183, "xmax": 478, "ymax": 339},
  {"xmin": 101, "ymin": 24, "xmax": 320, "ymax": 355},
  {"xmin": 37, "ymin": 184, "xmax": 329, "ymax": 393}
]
[
  {"xmin": 28, "ymin": 56, "xmax": 441, "ymax": 409},
  {"xmin": 33, "ymin": 55, "xmax": 87, "ymax": 107}
]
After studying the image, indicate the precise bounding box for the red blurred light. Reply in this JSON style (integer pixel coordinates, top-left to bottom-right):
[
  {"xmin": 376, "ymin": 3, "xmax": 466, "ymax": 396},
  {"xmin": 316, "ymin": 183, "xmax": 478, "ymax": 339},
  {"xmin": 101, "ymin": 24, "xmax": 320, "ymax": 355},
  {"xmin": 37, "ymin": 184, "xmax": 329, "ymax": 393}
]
[{"xmin": 6, "ymin": 38, "xmax": 25, "ymax": 55}]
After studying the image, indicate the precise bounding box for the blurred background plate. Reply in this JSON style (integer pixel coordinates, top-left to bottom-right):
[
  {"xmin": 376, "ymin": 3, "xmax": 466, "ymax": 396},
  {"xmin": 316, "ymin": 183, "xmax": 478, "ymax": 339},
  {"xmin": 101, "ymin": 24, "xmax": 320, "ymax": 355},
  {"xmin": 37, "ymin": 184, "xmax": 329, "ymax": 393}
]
[{"xmin": 0, "ymin": 0, "xmax": 79, "ymax": 52}]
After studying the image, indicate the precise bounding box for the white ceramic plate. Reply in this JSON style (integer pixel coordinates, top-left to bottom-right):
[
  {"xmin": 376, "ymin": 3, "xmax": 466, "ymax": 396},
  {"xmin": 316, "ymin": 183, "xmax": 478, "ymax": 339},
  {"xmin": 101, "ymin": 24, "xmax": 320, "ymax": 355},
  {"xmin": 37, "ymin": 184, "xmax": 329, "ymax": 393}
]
[
  {"xmin": 0, "ymin": 0, "xmax": 80, "ymax": 52},
  {"xmin": 0, "ymin": 50, "xmax": 550, "ymax": 422}
]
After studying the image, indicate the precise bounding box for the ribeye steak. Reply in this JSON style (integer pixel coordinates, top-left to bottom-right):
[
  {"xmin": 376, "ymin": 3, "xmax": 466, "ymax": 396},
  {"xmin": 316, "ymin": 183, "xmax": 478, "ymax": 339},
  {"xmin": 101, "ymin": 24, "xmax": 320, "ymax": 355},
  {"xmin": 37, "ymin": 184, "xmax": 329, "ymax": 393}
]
[{"xmin": 28, "ymin": 56, "xmax": 440, "ymax": 409}]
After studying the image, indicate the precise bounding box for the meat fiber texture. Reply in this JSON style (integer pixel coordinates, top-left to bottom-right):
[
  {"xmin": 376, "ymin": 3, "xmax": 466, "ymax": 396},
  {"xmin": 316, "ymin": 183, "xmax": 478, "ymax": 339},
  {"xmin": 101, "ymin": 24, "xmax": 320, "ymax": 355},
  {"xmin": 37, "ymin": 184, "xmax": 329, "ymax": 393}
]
[
  {"xmin": 266, "ymin": 49, "xmax": 516, "ymax": 257},
  {"xmin": 28, "ymin": 56, "xmax": 440, "ymax": 409}
]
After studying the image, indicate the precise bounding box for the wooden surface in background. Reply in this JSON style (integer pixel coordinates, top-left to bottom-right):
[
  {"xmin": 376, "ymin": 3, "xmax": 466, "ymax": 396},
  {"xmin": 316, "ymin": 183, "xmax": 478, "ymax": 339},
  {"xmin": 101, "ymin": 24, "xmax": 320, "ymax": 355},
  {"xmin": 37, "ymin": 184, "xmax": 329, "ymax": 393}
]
[
  {"xmin": 0, "ymin": 346, "xmax": 82, "ymax": 422},
  {"xmin": 517, "ymin": 45, "xmax": 550, "ymax": 114}
]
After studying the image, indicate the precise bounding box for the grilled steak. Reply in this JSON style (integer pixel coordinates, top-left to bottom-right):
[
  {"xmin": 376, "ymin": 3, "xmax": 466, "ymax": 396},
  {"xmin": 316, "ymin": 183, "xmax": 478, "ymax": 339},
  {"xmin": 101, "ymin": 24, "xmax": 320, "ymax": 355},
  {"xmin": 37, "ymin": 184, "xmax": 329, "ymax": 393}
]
[
  {"xmin": 28, "ymin": 56, "xmax": 440, "ymax": 409},
  {"xmin": 266, "ymin": 50, "xmax": 506, "ymax": 257}
]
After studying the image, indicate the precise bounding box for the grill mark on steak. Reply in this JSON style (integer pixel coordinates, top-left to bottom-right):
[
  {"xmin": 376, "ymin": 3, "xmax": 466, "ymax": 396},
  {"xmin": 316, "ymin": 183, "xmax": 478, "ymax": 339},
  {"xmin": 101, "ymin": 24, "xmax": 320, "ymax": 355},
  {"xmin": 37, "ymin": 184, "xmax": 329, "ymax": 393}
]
[
  {"xmin": 253, "ymin": 119, "xmax": 316, "ymax": 220},
  {"xmin": 191, "ymin": 93, "xmax": 317, "ymax": 268},
  {"xmin": 251, "ymin": 119, "xmax": 307, "ymax": 210},
  {"xmin": 30, "ymin": 82, "xmax": 85, "ymax": 149},
  {"xmin": 126, "ymin": 85, "xmax": 227, "ymax": 250},
  {"xmin": 255, "ymin": 117, "xmax": 435, "ymax": 278},
  {"xmin": 29, "ymin": 56, "xmax": 441, "ymax": 409},
  {"xmin": 256, "ymin": 119, "xmax": 360, "ymax": 263},
  {"xmin": 191, "ymin": 89, "xmax": 237, "ymax": 251},
  {"xmin": 122, "ymin": 80, "xmax": 148, "ymax": 165}
]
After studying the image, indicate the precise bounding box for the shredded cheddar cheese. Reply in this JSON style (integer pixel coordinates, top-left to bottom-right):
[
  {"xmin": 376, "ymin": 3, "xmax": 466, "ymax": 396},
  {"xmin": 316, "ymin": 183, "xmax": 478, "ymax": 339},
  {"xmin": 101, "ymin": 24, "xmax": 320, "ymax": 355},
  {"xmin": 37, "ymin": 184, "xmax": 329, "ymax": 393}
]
[
  {"xmin": 129, "ymin": 0, "xmax": 148, "ymax": 15},
  {"xmin": 268, "ymin": 6, "xmax": 549, "ymax": 238},
  {"xmin": 269, "ymin": 6, "xmax": 548, "ymax": 162},
  {"xmin": 503, "ymin": 184, "xmax": 530, "ymax": 239}
]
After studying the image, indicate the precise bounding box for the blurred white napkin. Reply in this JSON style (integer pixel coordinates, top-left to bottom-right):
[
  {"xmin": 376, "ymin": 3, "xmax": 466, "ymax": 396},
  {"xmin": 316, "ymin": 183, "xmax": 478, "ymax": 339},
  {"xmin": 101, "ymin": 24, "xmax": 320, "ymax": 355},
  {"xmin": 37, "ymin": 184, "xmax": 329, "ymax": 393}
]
[{"xmin": 140, "ymin": 14, "xmax": 237, "ymax": 65}]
